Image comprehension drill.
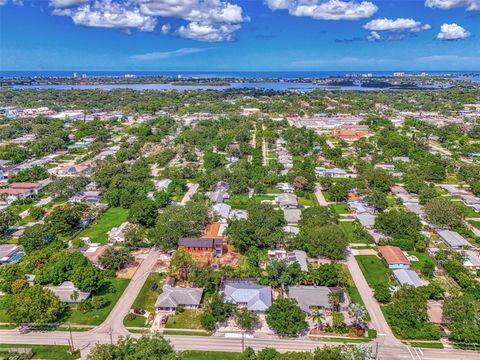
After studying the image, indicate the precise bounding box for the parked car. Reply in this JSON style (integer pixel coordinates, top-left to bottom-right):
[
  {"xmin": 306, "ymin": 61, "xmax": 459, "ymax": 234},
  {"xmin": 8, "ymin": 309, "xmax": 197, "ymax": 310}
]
[
  {"xmin": 151, "ymin": 282, "xmax": 158, "ymax": 291},
  {"xmin": 160, "ymin": 315, "xmax": 169, "ymax": 325},
  {"xmin": 133, "ymin": 308, "xmax": 145, "ymax": 315}
]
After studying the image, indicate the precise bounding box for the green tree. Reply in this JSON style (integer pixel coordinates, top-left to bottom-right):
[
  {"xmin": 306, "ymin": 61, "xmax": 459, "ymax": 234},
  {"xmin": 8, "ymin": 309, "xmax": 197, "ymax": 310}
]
[
  {"xmin": 234, "ymin": 307, "xmax": 260, "ymax": 333},
  {"xmin": 265, "ymin": 298, "xmax": 307, "ymax": 336},
  {"xmin": 19, "ymin": 224, "xmax": 56, "ymax": 253},
  {"xmin": 87, "ymin": 333, "xmax": 176, "ymax": 360},
  {"xmin": 99, "ymin": 248, "xmax": 133, "ymax": 270},
  {"xmin": 0, "ymin": 263, "xmax": 25, "ymax": 294},
  {"xmin": 9, "ymin": 285, "xmax": 64, "ymax": 325},
  {"xmin": 425, "ymin": 197, "xmax": 465, "ymax": 228},
  {"xmin": 0, "ymin": 210, "xmax": 19, "ymax": 236},
  {"xmin": 70, "ymin": 263, "xmax": 104, "ymax": 292},
  {"xmin": 168, "ymin": 248, "xmax": 193, "ymax": 279},
  {"xmin": 298, "ymin": 206, "xmax": 338, "ymax": 230},
  {"xmin": 128, "ymin": 198, "xmax": 158, "ymax": 227},
  {"xmin": 300, "ymin": 224, "xmax": 348, "ymax": 260},
  {"xmin": 227, "ymin": 203, "xmax": 286, "ymax": 253},
  {"xmin": 310, "ymin": 308, "xmax": 326, "ymax": 331},
  {"xmin": 373, "ymin": 284, "xmax": 391, "ymax": 303}
]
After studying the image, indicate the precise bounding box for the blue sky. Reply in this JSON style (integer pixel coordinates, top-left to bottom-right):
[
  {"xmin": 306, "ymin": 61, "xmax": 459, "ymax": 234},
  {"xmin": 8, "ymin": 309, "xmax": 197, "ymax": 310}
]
[{"xmin": 0, "ymin": 0, "xmax": 479, "ymax": 71}]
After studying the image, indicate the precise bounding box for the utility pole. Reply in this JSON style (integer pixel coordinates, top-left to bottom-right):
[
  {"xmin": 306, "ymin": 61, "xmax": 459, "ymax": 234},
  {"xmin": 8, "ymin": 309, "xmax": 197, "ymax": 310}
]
[
  {"xmin": 108, "ymin": 327, "xmax": 113, "ymax": 345},
  {"xmin": 241, "ymin": 331, "xmax": 245, "ymax": 352},
  {"xmin": 69, "ymin": 323, "xmax": 74, "ymax": 352}
]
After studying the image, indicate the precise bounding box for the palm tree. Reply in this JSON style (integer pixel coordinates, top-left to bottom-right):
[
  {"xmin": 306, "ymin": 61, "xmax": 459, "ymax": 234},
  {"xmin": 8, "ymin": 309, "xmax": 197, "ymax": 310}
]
[
  {"xmin": 328, "ymin": 291, "xmax": 340, "ymax": 312},
  {"xmin": 70, "ymin": 290, "xmax": 79, "ymax": 303},
  {"xmin": 348, "ymin": 303, "xmax": 367, "ymax": 329},
  {"xmin": 310, "ymin": 308, "xmax": 325, "ymax": 331}
]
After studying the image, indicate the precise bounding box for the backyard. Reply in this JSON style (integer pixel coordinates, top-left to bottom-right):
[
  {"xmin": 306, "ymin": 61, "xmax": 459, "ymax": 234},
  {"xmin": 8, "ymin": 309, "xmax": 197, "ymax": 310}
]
[
  {"xmin": 180, "ymin": 351, "xmax": 240, "ymax": 360},
  {"xmin": 75, "ymin": 207, "xmax": 129, "ymax": 244},
  {"xmin": 356, "ymin": 255, "xmax": 391, "ymax": 287},
  {"xmin": 340, "ymin": 221, "xmax": 374, "ymax": 244}
]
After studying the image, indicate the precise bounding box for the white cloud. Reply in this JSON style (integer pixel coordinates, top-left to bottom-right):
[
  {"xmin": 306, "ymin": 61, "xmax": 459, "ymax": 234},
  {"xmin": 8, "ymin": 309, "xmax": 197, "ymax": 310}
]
[
  {"xmin": 177, "ymin": 21, "xmax": 241, "ymax": 42},
  {"xmin": 266, "ymin": 0, "xmax": 378, "ymax": 21},
  {"xmin": 53, "ymin": 0, "xmax": 157, "ymax": 32},
  {"xmin": 131, "ymin": 47, "xmax": 206, "ymax": 60},
  {"xmin": 366, "ymin": 30, "xmax": 381, "ymax": 41},
  {"xmin": 415, "ymin": 55, "xmax": 480, "ymax": 62},
  {"xmin": 0, "ymin": 0, "xmax": 23, "ymax": 5},
  {"xmin": 50, "ymin": 0, "xmax": 248, "ymax": 41},
  {"xmin": 160, "ymin": 23, "xmax": 171, "ymax": 34},
  {"xmin": 364, "ymin": 18, "xmax": 431, "ymax": 33},
  {"xmin": 425, "ymin": 0, "xmax": 480, "ymax": 11},
  {"xmin": 49, "ymin": 0, "xmax": 88, "ymax": 8},
  {"xmin": 437, "ymin": 23, "xmax": 471, "ymax": 40}
]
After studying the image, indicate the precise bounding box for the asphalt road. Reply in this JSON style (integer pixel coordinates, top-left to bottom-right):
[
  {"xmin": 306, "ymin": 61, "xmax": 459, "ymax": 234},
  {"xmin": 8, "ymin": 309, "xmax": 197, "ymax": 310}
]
[{"xmin": 345, "ymin": 249, "xmax": 400, "ymax": 347}]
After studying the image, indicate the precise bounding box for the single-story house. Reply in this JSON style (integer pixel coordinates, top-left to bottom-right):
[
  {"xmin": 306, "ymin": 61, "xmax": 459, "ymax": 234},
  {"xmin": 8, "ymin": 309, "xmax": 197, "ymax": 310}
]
[
  {"xmin": 374, "ymin": 164, "xmax": 395, "ymax": 171},
  {"xmin": 357, "ymin": 212, "xmax": 376, "ymax": 228},
  {"xmin": 276, "ymin": 193, "xmax": 298, "ymax": 209},
  {"xmin": 0, "ymin": 244, "xmax": 24, "ymax": 264},
  {"xmin": 393, "ymin": 269, "xmax": 428, "ymax": 288},
  {"xmin": 178, "ymin": 237, "xmax": 223, "ymax": 256},
  {"xmin": 46, "ymin": 281, "xmax": 91, "ymax": 304},
  {"xmin": 277, "ymin": 182, "xmax": 295, "ymax": 193},
  {"xmin": 283, "ymin": 225, "xmax": 300, "ymax": 235},
  {"xmin": 404, "ymin": 203, "xmax": 425, "ymax": 219},
  {"xmin": 82, "ymin": 244, "xmax": 111, "ymax": 268},
  {"xmin": 288, "ymin": 286, "xmax": 344, "ymax": 314},
  {"xmin": 268, "ymin": 249, "xmax": 308, "ymax": 272},
  {"xmin": 222, "ymin": 281, "xmax": 272, "ymax": 312},
  {"xmin": 154, "ymin": 179, "xmax": 172, "ymax": 191},
  {"xmin": 283, "ymin": 209, "xmax": 302, "ymax": 224},
  {"xmin": 154, "ymin": 284, "xmax": 203, "ymax": 311},
  {"xmin": 438, "ymin": 230, "xmax": 472, "ymax": 249},
  {"xmin": 463, "ymin": 250, "xmax": 480, "ymax": 270},
  {"xmin": 392, "ymin": 156, "xmax": 410, "ymax": 163},
  {"xmin": 107, "ymin": 222, "xmax": 130, "ymax": 243},
  {"xmin": 58, "ymin": 162, "xmax": 93, "ymax": 177},
  {"xmin": 379, "ymin": 246, "xmax": 410, "ymax": 269},
  {"xmin": 230, "ymin": 209, "xmax": 248, "ymax": 220},
  {"xmin": 208, "ymin": 189, "xmax": 229, "ymax": 204},
  {"xmin": 439, "ymin": 185, "xmax": 470, "ymax": 196},
  {"xmin": 390, "ymin": 185, "xmax": 408, "ymax": 195},
  {"xmin": 70, "ymin": 190, "xmax": 102, "ymax": 203},
  {"xmin": 212, "ymin": 203, "xmax": 231, "ymax": 219},
  {"xmin": 461, "ymin": 195, "xmax": 480, "ymax": 207}
]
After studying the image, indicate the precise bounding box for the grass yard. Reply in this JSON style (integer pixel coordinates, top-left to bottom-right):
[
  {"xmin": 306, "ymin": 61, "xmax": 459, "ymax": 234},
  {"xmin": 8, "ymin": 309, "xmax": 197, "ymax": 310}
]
[
  {"xmin": 131, "ymin": 273, "xmax": 164, "ymax": 313},
  {"xmin": 264, "ymin": 187, "xmax": 282, "ymax": 194},
  {"xmin": 330, "ymin": 203, "xmax": 351, "ymax": 214},
  {"xmin": 180, "ymin": 351, "xmax": 240, "ymax": 360},
  {"xmin": 297, "ymin": 193, "xmax": 319, "ymax": 207},
  {"xmin": 452, "ymin": 201, "xmax": 480, "ymax": 218},
  {"xmin": 123, "ymin": 314, "xmax": 147, "ymax": 327},
  {"xmin": 469, "ymin": 220, "xmax": 480, "ymax": 230},
  {"xmin": 340, "ymin": 221, "xmax": 374, "ymax": 244},
  {"xmin": 226, "ymin": 195, "xmax": 276, "ymax": 209},
  {"xmin": 0, "ymin": 344, "xmax": 80, "ymax": 360},
  {"xmin": 165, "ymin": 309, "xmax": 204, "ymax": 330},
  {"xmin": 408, "ymin": 251, "xmax": 435, "ymax": 276},
  {"xmin": 63, "ymin": 278, "xmax": 129, "ymax": 325},
  {"xmin": 356, "ymin": 255, "xmax": 391, "ymax": 287},
  {"xmin": 75, "ymin": 207, "xmax": 129, "ymax": 244},
  {"xmin": 386, "ymin": 196, "xmax": 397, "ymax": 208}
]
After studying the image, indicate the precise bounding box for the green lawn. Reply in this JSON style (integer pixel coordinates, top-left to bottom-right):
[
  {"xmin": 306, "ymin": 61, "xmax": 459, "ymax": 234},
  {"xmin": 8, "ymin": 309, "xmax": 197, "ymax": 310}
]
[
  {"xmin": 452, "ymin": 201, "xmax": 480, "ymax": 218},
  {"xmin": 75, "ymin": 207, "xmax": 129, "ymax": 244},
  {"xmin": 63, "ymin": 278, "xmax": 129, "ymax": 325},
  {"xmin": 356, "ymin": 255, "xmax": 391, "ymax": 287},
  {"xmin": 264, "ymin": 187, "xmax": 282, "ymax": 194},
  {"xmin": 340, "ymin": 221, "xmax": 374, "ymax": 244},
  {"xmin": 226, "ymin": 195, "xmax": 276, "ymax": 209},
  {"xmin": 123, "ymin": 314, "xmax": 147, "ymax": 327},
  {"xmin": 330, "ymin": 203, "xmax": 351, "ymax": 214},
  {"xmin": 131, "ymin": 273, "xmax": 164, "ymax": 313},
  {"xmin": 408, "ymin": 251, "xmax": 435, "ymax": 276},
  {"xmin": 0, "ymin": 344, "xmax": 80, "ymax": 360},
  {"xmin": 297, "ymin": 193, "xmax": 318, "ymax": 207},
  {"xmin": 165, "ymin": 309, "xmax": 204, "ymax": 330},
  {"xmin": 180, "ymin": 351, "xmax": 240, "ymax": 360},
  {"xmin": 386, "ymin": 196, "xmax": 397, "ymax": 208}
]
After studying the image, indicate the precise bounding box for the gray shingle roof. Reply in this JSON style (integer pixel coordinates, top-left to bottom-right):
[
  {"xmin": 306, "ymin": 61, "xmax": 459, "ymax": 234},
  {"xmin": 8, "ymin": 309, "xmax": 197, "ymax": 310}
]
[
  {"xmin": 288, "ymin": 286, "xmax": 344, "ymax": 314},
  {"xmin": 438, "ymin": 230, "xmax": 472, "ymax": 248},
  {"xmin": 155, "ymin": 285, "xmax": 203, "ymax": 309},
  {"xmin": 392, "ymin": 269, "xmax": 428, "ymax": 288}
]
